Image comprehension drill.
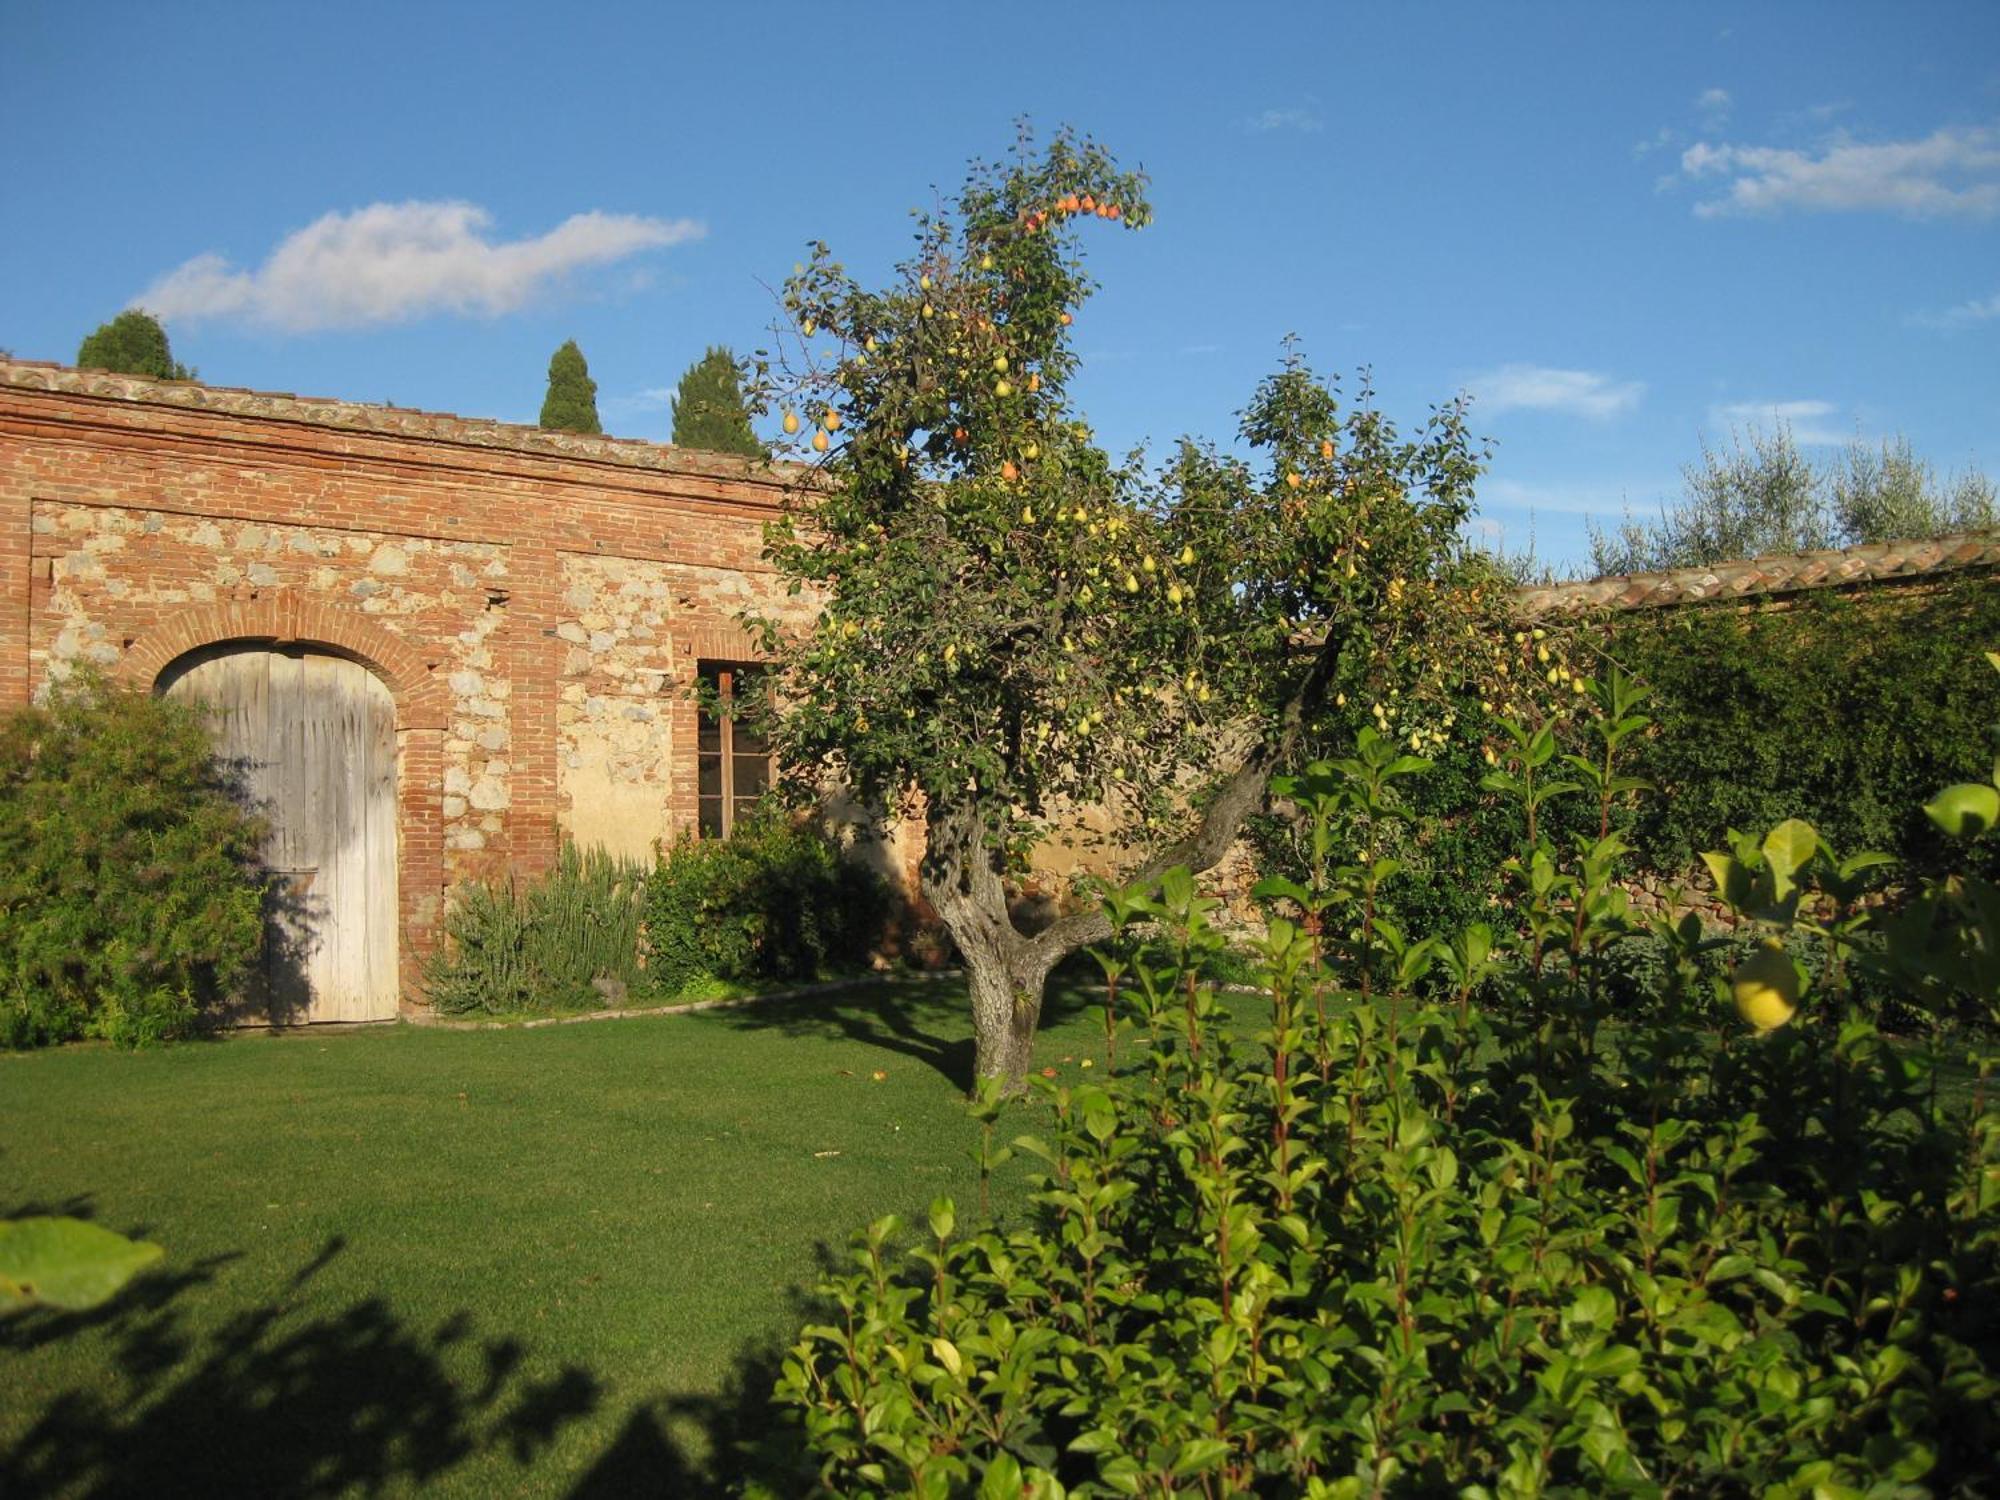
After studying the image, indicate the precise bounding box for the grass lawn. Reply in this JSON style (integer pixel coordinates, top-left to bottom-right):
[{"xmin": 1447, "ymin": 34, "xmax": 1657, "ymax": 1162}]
[{"xmin": 0, "ymin": 972, "xmax": 1154, "ymax": 1498}]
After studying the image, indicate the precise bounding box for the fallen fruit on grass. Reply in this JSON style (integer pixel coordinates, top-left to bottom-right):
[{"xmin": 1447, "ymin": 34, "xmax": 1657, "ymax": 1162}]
[{"xmin": 1732, "ymin": 939, "xmax": 1800, "ymax": 1031}]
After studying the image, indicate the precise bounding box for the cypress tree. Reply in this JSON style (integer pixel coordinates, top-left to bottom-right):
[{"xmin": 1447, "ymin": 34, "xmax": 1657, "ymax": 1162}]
[
  {"xmin": 76, "ymin": 310, "xmax": 193, "ymax": 380},
  {"xmin": 670, "ymin": 346, "xmax": 763, "ymax": 458},
  {"xmin": 539, "ymin": 339, "xmax": 602, "ymax": 435}
]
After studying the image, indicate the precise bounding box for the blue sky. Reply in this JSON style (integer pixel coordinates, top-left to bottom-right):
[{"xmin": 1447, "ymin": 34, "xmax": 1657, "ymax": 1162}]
[{"xmin": 3, "ymin": 1, "xmax": 1996, "ymax": 570}]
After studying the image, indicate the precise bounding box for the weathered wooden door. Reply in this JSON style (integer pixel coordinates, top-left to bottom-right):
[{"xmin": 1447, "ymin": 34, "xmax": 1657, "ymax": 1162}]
[{"xmin": 161, "ymin": 645, "xmax": 400, "ymax": 1023}]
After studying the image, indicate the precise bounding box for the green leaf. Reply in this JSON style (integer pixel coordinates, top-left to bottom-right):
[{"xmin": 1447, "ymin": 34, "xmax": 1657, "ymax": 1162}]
[
  {"xmin": 978, "ymin": 1452, "xmax": 1024, "ymax": 1499},
  {"xmin": 1701, "ymin": 851, "xmax": 1753, "ymax": 910},
  {"xmin": 1924, "ymin": 783, "xmax": 2000, "ymax": 840},
  {"xmin": 0, "ymin": 1217, "xmax": 163, "ymax": 1312},
  {"xmin": 1068, "ymin": 1429, "xmax": 1122, "ymax": 1455},
  {"xmin": 1170, "ymin": 1438, "xmax": 1231, "ymax": 1477},
  {"xmin": 1564, "ymin": 1285, "xmax": 1616, "ymax": 1333},
  {"xmin": 1761, "ymin": 819, "xmax": 1819, "ymax": 877},
  {"xmin": 1250, "ymin": 875, "xmax": 1313, "ymax": 909}
]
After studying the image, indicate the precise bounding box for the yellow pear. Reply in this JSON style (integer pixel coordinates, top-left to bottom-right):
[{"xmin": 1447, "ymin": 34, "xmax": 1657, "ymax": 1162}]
[
  {"xmin": 781, "ymin": 410, "xmax": 800, "ymax": 435},
  {"xmin": 1732, "ymin": 940, "xmax": 1800, "ymax": 1031},
  {"xmin": 811, "ymin": 430, "xmax": 830, "ymax": 453}
]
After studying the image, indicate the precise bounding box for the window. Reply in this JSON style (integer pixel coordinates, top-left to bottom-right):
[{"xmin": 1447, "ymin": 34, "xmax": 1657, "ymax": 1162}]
[{"xmin": 696, "ymin": 662, "xmax": 771, "ymax": 838}]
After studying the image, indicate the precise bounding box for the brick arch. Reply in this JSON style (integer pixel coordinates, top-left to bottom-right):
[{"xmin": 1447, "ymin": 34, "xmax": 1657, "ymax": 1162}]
[{"xmin": 117, "ymin": 590, "xmax": 447, "ymax": 729}]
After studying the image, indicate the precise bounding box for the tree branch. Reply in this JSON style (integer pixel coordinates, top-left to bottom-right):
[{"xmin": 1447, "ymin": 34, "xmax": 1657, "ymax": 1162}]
[{"xmin": 1026, "ymin": 631, "xmax": 1343, "ymax": 965}]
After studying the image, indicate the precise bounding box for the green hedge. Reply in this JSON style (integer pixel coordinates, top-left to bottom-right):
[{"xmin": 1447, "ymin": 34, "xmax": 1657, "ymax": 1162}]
[
  {"xmin": 1604, "ymin": 573, "xmax": 2000, "ymax": 882},
  {"xmin": 1251, "ymin": 572, "xmax": 2000, "ymax": 952}
]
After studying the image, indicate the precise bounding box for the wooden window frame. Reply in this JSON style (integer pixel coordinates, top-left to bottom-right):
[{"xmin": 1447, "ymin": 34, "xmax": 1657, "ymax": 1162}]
[{"xmin": 695, "ymin": 661, "xmax": 772, "ymax": 839}]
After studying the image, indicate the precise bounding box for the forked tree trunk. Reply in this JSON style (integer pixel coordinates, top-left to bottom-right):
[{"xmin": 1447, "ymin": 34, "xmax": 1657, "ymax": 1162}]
[
  {"xmin": 919, "ymin": 804, "xmax": 1062, "ymax": 1088},
  {"xmin": 920, "ymin": 648, "xmax": 1339, "ymax": 1088}
]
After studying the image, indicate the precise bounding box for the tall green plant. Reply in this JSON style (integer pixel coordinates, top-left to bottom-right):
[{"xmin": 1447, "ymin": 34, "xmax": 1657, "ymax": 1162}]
[
  {"xmin": 424, "ymin": 843, "xmax": 645, "ymax": 1016},
  {"xmin": 0, "ymin": 676, "xmax": 266, "ymax": 1047},
  {"xmin": 670, "ymin": 345, "xmax": 764, "ymax": 458},
  {"xmin": 538, "ymin": 339, "xmax": 602, "ymax": 435}
]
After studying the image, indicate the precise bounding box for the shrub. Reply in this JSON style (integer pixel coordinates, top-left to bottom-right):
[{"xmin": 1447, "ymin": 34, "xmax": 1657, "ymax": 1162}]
[
  {"xmin": 765, "ymin": 674, "xmax": 2000, "ymax": 1496},
  {"xmin": 1606, "ymin": 574, "xmax": 2000, "ymax": 885},
  {"xmin": 0, "ymin": 676, "xmax": 266, "ymax": 1047},
  {"xmin": 424, "ymin": 844, "xmax": 645, "ymax": 1016},
  {"xmin": 645, "ymin": 802, "xmax": 891, "ymax": 997},
  {"xmin": 1254, "ymin": 576, "xmax": 2000, "ymax": 974}
]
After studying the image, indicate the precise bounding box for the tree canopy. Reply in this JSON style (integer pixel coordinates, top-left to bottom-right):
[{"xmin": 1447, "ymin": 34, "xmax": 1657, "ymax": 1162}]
[
  {"xmin": 538, "ymin": 339, "xmax": 602, "ymax": 435},
  {"xmin": 75, "ymin": 310, "xmax": 192, "ymax": 381},
  {"xmin": 743, "ymin": 128, "xmax": 1499, "ymax": 1083},
  {"xmin": 1590, "ymin": 427, "xmax": 1996, "ymax": 576},
  {"xmin": 670, "ymin": 346, "xmax": 763, "ymax": 458}
]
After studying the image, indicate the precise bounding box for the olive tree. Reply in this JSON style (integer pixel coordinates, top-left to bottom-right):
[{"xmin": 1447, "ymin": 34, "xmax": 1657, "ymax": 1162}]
[{"xmin": 746, "ymin": 129, "xmax": 1490, "ymax": 1084}]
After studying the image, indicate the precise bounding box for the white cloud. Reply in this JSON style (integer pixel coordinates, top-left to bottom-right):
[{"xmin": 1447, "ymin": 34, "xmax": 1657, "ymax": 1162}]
[
  {"xmin": 1677, "ymin": 125, "xmax": 2000, "ymax": 219},
  {"xmin": 1695, "ymin": 87, "xmax": 1732, "ymax": 133},
  {"xmin": 137, "ymin": 201, "xmax": 705, "ymax": 331},
  {"xmin": 1911, "ymin": 290, "xmax": 2000, "ymax": 330},
  {"xmin": 1248, "ymin": 107, "xmax": 1323, "ymax": 133},
  {"xmin": 1633, "ymin": 125, "xmax": 1679, "ymax": 159},
  {"xmin": 1708, "ymin": 399, "xmax": 1849, "ymax": 446},
  {"xmin": 1465, "ymin": 364, "xmax": 1644, "ymax": 420}
]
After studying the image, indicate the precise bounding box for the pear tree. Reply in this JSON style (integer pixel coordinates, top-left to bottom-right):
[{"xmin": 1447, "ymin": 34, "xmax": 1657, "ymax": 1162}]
[{"xmin": 746, "ymin": 128, "xmax": 1493, "ymax": 1085}]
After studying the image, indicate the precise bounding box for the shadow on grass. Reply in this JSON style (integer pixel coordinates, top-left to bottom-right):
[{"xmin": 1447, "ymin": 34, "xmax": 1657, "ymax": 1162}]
[
  {"xmin": 569, "ymin": 1249, "xmax": 847, "ymax": 1498},
  {"xmin": 1, "ymin": 1234, "xmax": 602, "ymax": 1498},
  {"xmin": 698, "ymin": 967, "xmax": 1101, "ymax": 1092},
  {"xmin": 569, "ymin": 1342, "xmax": 795, "ymax": 1499}
]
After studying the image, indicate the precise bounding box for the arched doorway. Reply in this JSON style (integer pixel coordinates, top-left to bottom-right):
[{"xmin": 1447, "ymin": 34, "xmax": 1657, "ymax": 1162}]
[{"xmin": 160, "ymin": 643, "xmax": 400, "ymax": 1023}]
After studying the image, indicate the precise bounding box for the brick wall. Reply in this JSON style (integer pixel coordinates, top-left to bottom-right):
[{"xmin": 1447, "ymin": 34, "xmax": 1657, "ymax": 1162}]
[{"xmin": 0, "ymin": 359, "xmax": 816, "ymax": 1007}]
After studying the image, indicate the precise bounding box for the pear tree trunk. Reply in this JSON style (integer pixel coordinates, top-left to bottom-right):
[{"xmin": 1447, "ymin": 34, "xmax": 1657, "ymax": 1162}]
[{"xmin": 918, "ymin": 650, "xmax": 1336, "ymax": 1088}]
